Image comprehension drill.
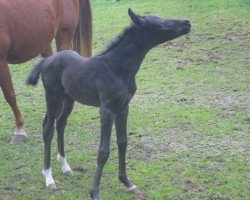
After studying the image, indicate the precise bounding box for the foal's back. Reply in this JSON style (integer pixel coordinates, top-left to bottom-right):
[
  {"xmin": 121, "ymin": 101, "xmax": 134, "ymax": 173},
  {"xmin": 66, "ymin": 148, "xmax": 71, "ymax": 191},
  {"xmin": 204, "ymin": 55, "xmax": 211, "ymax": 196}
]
[{"xmin": 42, "ymin": 50, "xmax": 125, "ymax": 107}]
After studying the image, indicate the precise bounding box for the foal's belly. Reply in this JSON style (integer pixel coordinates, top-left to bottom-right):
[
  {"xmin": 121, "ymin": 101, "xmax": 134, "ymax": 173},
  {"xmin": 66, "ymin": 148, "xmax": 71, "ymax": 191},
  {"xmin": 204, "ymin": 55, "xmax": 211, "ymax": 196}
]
[
  {"xmin": 75, "ymin": 94, "xmax": 101, "ymax": 108},
  {"xmin": 65, "ymin": 87, "xmax": 101, "ymax": 108}
]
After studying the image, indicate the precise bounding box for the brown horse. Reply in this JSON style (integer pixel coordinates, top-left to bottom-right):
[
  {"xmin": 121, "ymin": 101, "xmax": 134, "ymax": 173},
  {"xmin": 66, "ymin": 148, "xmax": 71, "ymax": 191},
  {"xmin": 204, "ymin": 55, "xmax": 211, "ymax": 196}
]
[{"xmin": 0, "ymin": 0, "xmax": 92, "ymax": 144}]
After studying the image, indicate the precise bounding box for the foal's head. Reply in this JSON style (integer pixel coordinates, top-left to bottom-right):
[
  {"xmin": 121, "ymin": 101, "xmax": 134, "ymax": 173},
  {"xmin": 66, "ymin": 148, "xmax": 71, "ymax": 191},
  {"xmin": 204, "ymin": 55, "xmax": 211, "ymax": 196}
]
[{"xmin": 128, "ymin": 9, "xmax": 191, "ymax": 46}]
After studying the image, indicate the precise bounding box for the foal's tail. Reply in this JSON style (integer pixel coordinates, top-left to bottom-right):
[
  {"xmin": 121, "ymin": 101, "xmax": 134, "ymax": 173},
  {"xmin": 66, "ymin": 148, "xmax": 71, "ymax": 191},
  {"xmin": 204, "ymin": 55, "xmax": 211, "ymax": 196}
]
[
  {"xmin": 26, "ymin": 58, "xmax": 46, "ymax": 86},
  {"xmin": 72, "ymin": 0, "xmax": 92, "ymax": 57}
]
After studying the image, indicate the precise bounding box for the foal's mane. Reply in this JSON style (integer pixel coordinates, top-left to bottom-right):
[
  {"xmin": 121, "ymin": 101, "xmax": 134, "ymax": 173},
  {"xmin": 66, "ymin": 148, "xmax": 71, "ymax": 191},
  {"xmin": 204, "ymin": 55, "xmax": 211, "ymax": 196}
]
[{"xmin": 98, "ymin": 24, "xmax": 138, "ymax": 56}]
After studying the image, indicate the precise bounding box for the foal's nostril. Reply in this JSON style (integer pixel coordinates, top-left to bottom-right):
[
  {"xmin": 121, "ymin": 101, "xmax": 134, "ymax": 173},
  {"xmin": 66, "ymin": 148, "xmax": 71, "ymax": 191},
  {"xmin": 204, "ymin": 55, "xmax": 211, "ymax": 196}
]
[{"xmin": 183, "ymin": 20, "xmax": 190, "ymax": 26}]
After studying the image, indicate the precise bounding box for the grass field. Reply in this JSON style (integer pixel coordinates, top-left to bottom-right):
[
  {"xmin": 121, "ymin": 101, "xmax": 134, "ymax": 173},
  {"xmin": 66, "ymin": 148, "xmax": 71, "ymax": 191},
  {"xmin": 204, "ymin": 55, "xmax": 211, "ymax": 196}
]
[{"xmin": 0, "ymin": 0, "xmax": 249, "ymax": 199}]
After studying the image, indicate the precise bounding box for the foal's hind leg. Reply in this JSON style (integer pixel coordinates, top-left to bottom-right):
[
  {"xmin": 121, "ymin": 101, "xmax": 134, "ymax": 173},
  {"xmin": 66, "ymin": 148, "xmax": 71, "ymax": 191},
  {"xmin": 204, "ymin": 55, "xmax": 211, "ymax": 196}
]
[
  {"xmin": 56, "ymin": 96, "xmax": 74, "ymax": 176},
  {"xmin": 115, "ymin": 106, "xmax": 136, "ymax": 191},
  {"xmin": 0, "ymin": 60, "xmax": 27, "ymax": 144},
  {"xmin": 42, "ymin": 90, "xmax": 64, "ymax": 188}
]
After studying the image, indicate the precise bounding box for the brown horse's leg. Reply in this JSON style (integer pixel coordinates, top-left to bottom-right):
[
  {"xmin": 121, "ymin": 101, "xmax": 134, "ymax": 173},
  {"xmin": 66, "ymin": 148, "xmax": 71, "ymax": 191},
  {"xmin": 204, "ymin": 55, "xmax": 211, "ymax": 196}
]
[
  {"xmin": 41, "ymin": 46, "xmax": 53, "ymax": 57},
  {"xmin": 55, "ymin": 30, "xmax": 74, "ymax": 52},
  {"xmin": 0, "ymin": 60, "xmax": 27, "ymax": 144}
]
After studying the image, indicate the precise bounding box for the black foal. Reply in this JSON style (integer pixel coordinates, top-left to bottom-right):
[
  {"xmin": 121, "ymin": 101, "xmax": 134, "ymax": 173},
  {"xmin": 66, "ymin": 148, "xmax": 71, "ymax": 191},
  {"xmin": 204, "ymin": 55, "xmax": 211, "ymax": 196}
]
[{"xmin": 27, "ymin": 9, "xmax": 191, "ymax": 200}]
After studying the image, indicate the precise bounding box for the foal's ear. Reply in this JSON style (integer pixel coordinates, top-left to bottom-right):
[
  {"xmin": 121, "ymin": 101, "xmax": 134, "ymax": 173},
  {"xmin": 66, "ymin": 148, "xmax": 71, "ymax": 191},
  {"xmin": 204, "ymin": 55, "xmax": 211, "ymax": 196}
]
[{"xmin": 128, "ymin": 8, "xmax": 145, "ymax": 27}]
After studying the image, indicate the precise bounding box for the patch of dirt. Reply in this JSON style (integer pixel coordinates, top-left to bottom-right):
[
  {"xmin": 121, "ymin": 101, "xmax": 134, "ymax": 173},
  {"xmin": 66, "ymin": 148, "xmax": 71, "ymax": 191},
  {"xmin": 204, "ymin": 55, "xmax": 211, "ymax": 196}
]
[
  {"xmin": 175, "ymin": 48, "xmax": 223, "ymax": 66},
  {"xmin": 176, "ymin": 98, "xmax": 194, "ymax": 105},
  {"xmin": 129, "ymin": 126, "xmax": 249, "ymax": 162},
  {"xmin": 3, "ymin": 187, "xmax": 13, "ymax": 191},
  {"xmin": 184, "ymin": 180, "xmax": 204, "ymax": 193},
  {"xmin": 191, "ymin": 33, "xmax": 217, "ymax": 42},
  {"xmin": 177, "ymin": 58, "xmax": 195, "ymax": 64},
  {"xmin": 161, "ymin": 38, "xmax": 193, "ymax": 51},
  {"xmin": 170, "ymin": 135, "xmax": 249, "ymax": 158},
  {"xmin": 11, "ymin": 173, "xmax": 28, "ymax": 182},
  {"xmin": 128, "ymin": 128, "xmax": 193, "ymax": 162},
  {"xmin": 194, "ymin": 89, "xmax": 249, "ymax": 110},
  {"xmin": 73, "ymin": 167, "xmax": 88, "ymax": 173},
  {"xmin": 128, "ymin": 134, "xmax": 170, "ymax": 161},
  {"xmin": 133, "ymin": 188, "xmax": 149, "ymax": 200},
  {"xmin": 224, "ymin": 34, "xmax": 241, "ymax": 41},
  {"xmin": 220, "ymin": 137, "xmax": 249, "ymax": 155},
  {"xmin": 207, "ymin": 48, "xmax": 224, "ymax": 60},
  {"xmin": 133, "ymin": 93, "xmax": 153, "ymax": 104},
  {"xmin": 154, "ymin": 88, "xmax": 249, "ymax": 111},
  {"xmin": 224, "ymin": 32, "xmax": 250, "ymax": 41}
]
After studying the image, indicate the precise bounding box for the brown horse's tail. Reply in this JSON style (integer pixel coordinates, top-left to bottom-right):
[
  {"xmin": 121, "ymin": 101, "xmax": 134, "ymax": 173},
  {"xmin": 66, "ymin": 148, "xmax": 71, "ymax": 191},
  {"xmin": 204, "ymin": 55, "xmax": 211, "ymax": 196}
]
[{"xmin": 73, "ymin": 0, "xmax": 92, "ymax": 57}]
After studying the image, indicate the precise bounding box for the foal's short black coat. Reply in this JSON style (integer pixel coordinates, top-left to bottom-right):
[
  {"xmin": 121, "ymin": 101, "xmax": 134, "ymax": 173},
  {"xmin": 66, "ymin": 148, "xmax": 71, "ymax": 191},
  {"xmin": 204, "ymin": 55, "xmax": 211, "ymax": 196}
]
[{"xmin": 27, "ymin": 9, "xmax": 191, "ymax": 200}]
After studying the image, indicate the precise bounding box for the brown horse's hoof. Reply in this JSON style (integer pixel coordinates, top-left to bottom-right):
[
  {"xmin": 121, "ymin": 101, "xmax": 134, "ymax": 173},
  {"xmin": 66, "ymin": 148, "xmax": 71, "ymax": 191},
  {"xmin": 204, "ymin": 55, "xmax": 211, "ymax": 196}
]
[{"xmin": 10, "ymin": 134, "xmax": 27, "ymax": 144}]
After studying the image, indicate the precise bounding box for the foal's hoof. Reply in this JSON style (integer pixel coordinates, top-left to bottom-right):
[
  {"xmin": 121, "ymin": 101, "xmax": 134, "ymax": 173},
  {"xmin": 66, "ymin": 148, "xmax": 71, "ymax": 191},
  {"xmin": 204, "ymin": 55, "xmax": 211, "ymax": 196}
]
[
  {"xmin": 64, "ymin": 170, "xmax": 74, "ymax": 176},
  {"xmin": 125, "ymin": 184, "xmax": 137, "ymax": 192},
  {"xmin": 10, "ymin": 134, "xmax": 27, "ymax": 144},
  {"xmin": 47, "ymin": 182, "xmax": 56, "ymax": 189},
  {"xmin": 91, "ymin": 195, "xmax": 100, "ymax": 200},
  {"xmin": 91, "ymin": 196, "xmax": 99, "ymax": 200},
  {"xmin": 90, "ymin": 189, "xmax": 100, "ymax": 200}
]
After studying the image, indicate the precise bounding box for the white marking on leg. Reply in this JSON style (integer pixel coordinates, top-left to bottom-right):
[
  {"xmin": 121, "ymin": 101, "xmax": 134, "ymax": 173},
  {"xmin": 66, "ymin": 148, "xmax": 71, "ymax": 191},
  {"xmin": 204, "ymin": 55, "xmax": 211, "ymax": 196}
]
[
  {"xmin": 57, "ymin": 154, "xmax": 73, "ymax": 174},
  {"xmin": 14, "ymin": 128, "xmax": 27, "ymax": 137},
  {"xmin": 42, "ymin": 168, "xmax": 56, "ymax": 188},
  {"xmin": 126, "ymin": 184, "xmax": 137, "ymax": 192}
]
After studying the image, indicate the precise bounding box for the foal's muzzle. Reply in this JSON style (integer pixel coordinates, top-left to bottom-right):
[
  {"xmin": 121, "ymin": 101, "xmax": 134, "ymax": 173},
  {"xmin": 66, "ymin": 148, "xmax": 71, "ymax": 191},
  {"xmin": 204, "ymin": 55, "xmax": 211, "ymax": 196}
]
[{"xmin": 182, "ymin": 20, "xmax": 191, "ymax": 34}]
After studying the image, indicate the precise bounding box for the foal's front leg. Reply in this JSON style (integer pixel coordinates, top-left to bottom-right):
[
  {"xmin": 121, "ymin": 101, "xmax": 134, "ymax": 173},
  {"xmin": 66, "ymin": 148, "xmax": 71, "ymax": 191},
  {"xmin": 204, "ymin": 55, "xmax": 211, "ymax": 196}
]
[
  {"xmin": 90, "ymin": 108, "xmax": 115, "ymax": 200},
  {"xmin": 115, "ymin": 106, "xmax": 136, "ymax": 191}
]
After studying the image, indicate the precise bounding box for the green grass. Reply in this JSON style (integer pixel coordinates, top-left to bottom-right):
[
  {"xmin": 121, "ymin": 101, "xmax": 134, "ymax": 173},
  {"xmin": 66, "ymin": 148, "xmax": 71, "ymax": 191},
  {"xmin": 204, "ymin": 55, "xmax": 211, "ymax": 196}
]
[{"xmin": 0, "ymin": 0, "xmax": 249, "ymax": 199}]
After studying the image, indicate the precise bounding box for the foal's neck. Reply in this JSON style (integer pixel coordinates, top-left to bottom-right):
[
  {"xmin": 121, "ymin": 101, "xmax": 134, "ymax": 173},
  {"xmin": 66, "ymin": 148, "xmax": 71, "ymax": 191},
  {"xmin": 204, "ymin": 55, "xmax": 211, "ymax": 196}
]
[{"xmin": 101, "ymin": 26, "xmax": 151, "ymax": 79}]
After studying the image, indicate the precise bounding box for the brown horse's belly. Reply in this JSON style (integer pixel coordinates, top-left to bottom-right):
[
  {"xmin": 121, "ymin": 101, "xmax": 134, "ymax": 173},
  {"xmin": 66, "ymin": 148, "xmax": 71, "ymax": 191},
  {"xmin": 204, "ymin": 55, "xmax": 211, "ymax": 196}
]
[
  {"xmin": 7, "ymin": 47, "xmax": 47, "ymax": 64},
  {"xmin": 4, "ymin": 0, "xmax": 60, "ymax": 64},
  {"xmin": 7, "ymin": 39, "xmax": 53, "ymax": 64}
]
